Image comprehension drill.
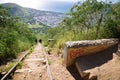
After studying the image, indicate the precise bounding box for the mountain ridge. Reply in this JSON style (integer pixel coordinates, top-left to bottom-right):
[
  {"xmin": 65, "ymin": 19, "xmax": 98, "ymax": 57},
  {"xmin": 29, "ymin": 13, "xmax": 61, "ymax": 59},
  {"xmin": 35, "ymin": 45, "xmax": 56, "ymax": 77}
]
[{"xmin": 0, "ymin": 3, "xmax": 65, "ymax": 27}]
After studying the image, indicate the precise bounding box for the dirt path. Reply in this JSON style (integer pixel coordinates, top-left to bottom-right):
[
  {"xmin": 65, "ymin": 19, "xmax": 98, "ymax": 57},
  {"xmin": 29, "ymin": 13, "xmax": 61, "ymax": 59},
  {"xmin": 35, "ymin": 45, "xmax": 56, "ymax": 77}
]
[
  {"xmin": 47, "ymin": 53, "xmax": 75, "ymax": 80},
  {"xmin": 13, "ymin": 43, "xmax": 49, "ymax": 80},
  {"xmin": 13, "ymin": 43, "xmax": 75, "ymax": 80}
]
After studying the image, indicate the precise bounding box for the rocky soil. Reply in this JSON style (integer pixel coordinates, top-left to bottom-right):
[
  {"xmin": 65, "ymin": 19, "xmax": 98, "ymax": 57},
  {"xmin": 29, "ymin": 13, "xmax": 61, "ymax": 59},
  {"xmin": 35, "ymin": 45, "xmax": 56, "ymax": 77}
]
[
  {"xmin": 47, "ymin": 53, "xmax": 75, "ymax": 80},
  {"xmin": 13, "ymin": 43, "xmax": 49, "ymax": 80}
]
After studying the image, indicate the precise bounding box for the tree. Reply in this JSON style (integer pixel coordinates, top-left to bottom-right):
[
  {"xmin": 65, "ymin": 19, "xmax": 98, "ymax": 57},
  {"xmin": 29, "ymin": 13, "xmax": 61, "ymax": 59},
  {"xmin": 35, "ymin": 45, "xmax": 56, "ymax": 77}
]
[{"xmin": 0, "ymin": 6, "xmax": 36, "ymax": 63}]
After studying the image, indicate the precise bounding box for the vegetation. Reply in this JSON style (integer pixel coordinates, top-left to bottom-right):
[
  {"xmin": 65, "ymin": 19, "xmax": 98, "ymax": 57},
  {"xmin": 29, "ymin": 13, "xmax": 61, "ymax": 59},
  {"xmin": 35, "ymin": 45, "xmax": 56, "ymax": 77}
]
[
  {"xmin": 0, "ymin": 62, "xmax": 15, "ymax": 73},
  {"xmin": 46, "ymin": 0, "xmax": 120, "ymax": 54},
  {"xmin": 0, "ymin": 0, "xmax": 120, "ymax": 63},
  {"xmin": 27, "ymin": 45, "xmax": 35, "ymax": 55},
  {"xmin": 48, "ymin": 59, "xmax": 51, "ymax": 65},
  {"xmin": 28, "ymin": 22, "xmax": 50, "ymax": 37},
  {"xmin": 0, "ymin": 46, "xmax": 35, "ymax": 73},
  {"xmin": 27, "ymin": 22, "xmax": 50, "ymax": 47},
  {"xmin": 0, "ymin": 6, "xmax": 36, "ymax": 64},
  {"xmin": 16, "ymin": 62, "xmax": 22, "ymax": 69},
  {"xmin": 1, "ymin": 3, "xmax": 36, "ymax": 24}
]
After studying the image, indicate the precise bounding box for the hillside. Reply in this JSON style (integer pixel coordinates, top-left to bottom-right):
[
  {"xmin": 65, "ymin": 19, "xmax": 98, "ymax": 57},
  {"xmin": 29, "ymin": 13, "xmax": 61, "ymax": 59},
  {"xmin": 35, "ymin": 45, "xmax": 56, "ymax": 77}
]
[
  {"xmin": 0, "ymin": 3, "xmax": 65, "ymax": 27},
  {"xmin": 27, "ymin": 8, "xmax": 65, "ymax": 27},
  {"xmin": 0, "ymin": 3, "xmax": 35, "ymax": 24}
]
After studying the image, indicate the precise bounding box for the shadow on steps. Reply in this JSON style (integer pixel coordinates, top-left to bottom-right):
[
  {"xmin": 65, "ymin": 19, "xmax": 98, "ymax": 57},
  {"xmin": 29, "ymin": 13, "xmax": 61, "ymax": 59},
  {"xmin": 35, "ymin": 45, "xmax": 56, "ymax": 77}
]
[{"xmin": 67, "ymin": 44, "xmax": 118, "ymax": 80}]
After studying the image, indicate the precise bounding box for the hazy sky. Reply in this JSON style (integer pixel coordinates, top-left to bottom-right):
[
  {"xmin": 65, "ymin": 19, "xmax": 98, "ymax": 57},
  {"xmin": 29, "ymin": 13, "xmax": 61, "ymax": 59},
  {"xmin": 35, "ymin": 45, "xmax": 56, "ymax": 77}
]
[
  {"xmin": 0, "ymin": 0, "xmax": 119, "ymax": 13},
  {"xmin": 0, "ymin": 0, "xmax": 79, "ymax": 13}
]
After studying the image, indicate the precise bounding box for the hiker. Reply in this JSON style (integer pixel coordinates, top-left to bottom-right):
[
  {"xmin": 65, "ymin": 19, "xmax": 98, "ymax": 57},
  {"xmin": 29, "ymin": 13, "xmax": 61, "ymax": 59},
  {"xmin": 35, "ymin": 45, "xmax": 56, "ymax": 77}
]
[{"xmin": 39, "ymin": 39, "xmax": 42, "ymax": 43}]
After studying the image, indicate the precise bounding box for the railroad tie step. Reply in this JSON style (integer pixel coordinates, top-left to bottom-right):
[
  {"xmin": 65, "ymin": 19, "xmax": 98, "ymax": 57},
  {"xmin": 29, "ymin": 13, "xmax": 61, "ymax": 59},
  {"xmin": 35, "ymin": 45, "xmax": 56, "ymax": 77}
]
[
  {"xmin": 24, "ymin": 58, "xmax": 46, "ymax": 65},
  {"xmin": 15, "ymin": 68, "xmax": 32, "ymax": 73},
  {"xmin": 25, "ymin": 58, "xmax": 45, "ymax": 61}
]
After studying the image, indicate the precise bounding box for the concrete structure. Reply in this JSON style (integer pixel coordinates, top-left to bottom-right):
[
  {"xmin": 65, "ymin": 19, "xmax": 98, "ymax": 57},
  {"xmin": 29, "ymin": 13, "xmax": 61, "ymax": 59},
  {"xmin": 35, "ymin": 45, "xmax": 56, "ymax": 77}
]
[{"xmin": 64, "ymin": 39, "xmax": 118, "ymax": 67}]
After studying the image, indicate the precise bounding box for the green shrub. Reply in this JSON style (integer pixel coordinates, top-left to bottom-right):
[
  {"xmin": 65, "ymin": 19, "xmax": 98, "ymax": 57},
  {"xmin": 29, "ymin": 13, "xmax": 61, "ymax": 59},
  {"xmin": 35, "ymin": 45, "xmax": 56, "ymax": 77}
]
[
  {"xmin": 48, "ymin": 59, "xmax": 51, "ymax": 65},
  {"xmin": 0, "ymin": 62, "xmax": 15, "ymax": 72},
  {"xmin": 17, "ymin": 62, "xmax": 22, "ymax": 69}
]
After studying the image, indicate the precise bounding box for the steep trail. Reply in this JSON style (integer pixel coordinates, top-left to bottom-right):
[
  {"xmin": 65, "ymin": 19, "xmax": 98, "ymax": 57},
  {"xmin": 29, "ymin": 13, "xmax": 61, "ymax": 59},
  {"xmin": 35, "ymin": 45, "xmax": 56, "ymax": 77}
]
[{"xmin": 13, "ymin": 43, "xmax": 49, "ymax": 80}]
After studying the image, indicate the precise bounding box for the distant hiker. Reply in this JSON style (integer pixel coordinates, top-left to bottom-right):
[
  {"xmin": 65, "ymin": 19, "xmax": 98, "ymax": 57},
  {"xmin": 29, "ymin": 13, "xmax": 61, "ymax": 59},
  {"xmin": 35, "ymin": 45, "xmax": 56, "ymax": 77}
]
[{"xmin": 39, "ymin": 39, "xmax": 42, "ymax": 43}]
